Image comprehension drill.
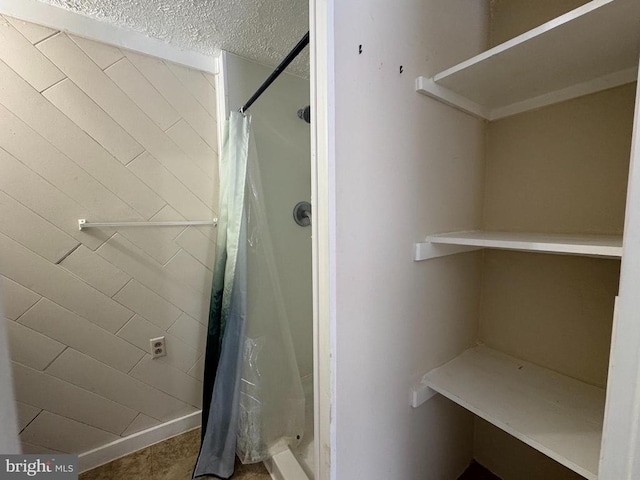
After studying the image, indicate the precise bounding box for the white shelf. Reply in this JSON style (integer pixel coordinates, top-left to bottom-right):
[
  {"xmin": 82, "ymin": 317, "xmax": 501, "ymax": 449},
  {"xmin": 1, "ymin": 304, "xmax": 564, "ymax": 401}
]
[
  {"xmin": 418, "ymin": 346, "xmax": 605, "ymax": 479},
  {"xmin": 414, "ymin": 231, "xmax": 623, "ymax": 260},
  {"xmin": 416, "ymin": 0, "xmax": 640, "ymax": 120}
]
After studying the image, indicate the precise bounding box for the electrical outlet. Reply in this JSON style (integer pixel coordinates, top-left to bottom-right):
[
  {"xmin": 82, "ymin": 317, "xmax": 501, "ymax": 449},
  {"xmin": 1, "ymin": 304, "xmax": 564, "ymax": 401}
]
[{"xmin": 150, "ymin": 336, "xmax": 166, "ymax": 358}]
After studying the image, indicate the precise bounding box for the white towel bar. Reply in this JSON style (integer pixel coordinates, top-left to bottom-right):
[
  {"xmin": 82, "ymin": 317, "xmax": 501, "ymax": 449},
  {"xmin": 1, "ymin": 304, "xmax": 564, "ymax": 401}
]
[{"xmin": 78, "ymin": 218, "xmax": 218, "ymax": 231}]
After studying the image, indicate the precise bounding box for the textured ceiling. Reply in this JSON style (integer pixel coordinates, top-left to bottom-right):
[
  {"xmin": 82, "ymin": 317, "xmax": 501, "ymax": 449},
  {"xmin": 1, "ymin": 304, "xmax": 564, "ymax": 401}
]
[{"xmin": 37, "ymin": 0, "xmax": 309, "ymax": 74}]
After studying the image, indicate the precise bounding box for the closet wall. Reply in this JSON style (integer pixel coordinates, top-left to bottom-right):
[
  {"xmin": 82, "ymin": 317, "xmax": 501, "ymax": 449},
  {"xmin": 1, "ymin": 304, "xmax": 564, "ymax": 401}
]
[
  {"xmin": 0, "ymin": 15, "xmax": 219, "ymax": 455},
  {"xmin": 333, "ymin": 1, "xmax": 489, "ymax": 478},
  {"xmin": 474, "ymin": 2, "xmax": 636, "ymax": 477},
  {"xmin": 331, "ymin": 0, "xmax": 638, "ymax": 478}
]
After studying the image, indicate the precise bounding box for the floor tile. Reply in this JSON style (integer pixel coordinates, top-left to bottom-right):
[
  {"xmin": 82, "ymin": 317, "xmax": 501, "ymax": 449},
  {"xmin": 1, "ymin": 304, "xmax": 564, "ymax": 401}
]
[{"xmin": 79, "ymin": 427, "xmax": 272, "ymax": 479}]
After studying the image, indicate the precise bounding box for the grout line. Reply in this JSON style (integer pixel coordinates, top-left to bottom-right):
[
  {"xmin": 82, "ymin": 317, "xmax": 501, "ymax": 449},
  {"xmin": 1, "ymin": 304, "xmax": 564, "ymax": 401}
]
[
  {"xmin": 39, "ymin": 75, "xmax": 67, "ymax": 94},
  {"xmin": 43, "ymin": 345, "xmax": 69, "ymax": 371},
  {"xmin": 113, "ymin": 312, "xmax": 135, "ymax": 337},
  {"xmin": 126, "ymin": 351, "xmax": 147, "ymax": 374},
  {"xmin": 118, "ymin": 412, "xmax": 141, "ymax": 436},
  {"xmin": 33, "ymin": 30, "xmax": 61, "ymax": 47},
  {"xmin": 110, "ymin": 278, "xmax": 133, "ymax": 300},
  {"xmin": 146, "ymin": 201, "xmax": 169, "ymax": 221},
  {"xmin": 55, "ymin": 242, "xmax": 82, "ymax": 265},
  {"xmin": 124, "ymin": 149, "xmax": 147, "ymax": 167},
  {"xmin": 19, "ymin": 409, "xmax": 44, "ymax": 435},
  {"xmin": 162, "ymin": 248, "xmax": 182, "ymax": 267},
  {"xmin": 163, "ymin": 116, "xmax": 182, "ymax": 133},
  {"xmin": 165, "ymin": 315, "xmax": 182, "ymax": 332},
  {"xmin": 14, "ymin": 297, "xmax": 44, "ymax": 324},
  {"xmin": 101, "ymin": 54, "xmax": 126, "ymax": 72}
]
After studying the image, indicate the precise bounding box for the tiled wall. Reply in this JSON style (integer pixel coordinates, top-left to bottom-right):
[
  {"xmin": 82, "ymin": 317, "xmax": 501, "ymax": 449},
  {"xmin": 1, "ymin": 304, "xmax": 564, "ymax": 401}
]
[{"xmin": 0, "ymin": 15, "xmax": 219, "ymax": 454}]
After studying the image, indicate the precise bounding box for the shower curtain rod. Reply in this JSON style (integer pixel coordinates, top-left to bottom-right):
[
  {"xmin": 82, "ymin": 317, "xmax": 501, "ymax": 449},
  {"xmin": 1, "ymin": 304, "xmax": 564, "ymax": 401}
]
[{"xmin": 239, "ymin": 31, "xmax": 309, "ymax": 114}]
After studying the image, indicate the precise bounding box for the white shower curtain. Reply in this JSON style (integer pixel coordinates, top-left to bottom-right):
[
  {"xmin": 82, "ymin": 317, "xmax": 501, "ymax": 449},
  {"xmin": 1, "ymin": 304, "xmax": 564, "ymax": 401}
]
[{"xmin": 194, "ymin": 111, "xmax": 305, "ymax": 479}]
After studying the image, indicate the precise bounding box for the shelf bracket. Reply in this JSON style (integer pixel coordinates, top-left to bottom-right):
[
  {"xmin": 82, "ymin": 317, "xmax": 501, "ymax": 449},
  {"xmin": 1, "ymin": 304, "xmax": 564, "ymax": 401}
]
[
  {"xmin": 411, "ymin": 376, "xmax": 438, "ymax": 408},
  {"xmin": 415, "ymin": 76, "xmax": 490, "ymax": 120},
  {"xmin": 414, "ymin": 241, "xmax": 481, "ymax": 261}
]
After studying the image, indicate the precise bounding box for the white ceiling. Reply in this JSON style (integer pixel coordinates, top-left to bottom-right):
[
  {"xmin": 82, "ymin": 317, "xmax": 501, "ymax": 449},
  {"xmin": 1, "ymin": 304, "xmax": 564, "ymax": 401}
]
[{"xmin": 37, "ymin": 0, "xmax": 309, "ymax": 74}]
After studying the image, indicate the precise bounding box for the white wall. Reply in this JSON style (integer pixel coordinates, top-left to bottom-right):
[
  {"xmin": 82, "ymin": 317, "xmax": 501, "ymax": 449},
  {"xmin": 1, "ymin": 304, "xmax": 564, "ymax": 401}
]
[
  {"xmin": 225, "ymin": 53, "xmax": 313, "ymax": 379},
  {"xmin": 0, "ymin": 315, "xmax": 19, "ymax": 454},
  {"xmin": 0, "ymin": 14, "xmax": 218, "ymax": 457},
  {"xmin": 331, "ymin": 1, "xmax": 489, "ymax": 478}
]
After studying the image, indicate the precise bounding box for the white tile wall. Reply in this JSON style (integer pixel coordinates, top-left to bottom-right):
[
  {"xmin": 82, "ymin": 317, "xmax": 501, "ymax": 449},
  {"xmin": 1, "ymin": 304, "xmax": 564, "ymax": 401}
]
[
  {"xmin": 175, "ymin": 227, "xmax": 217, "ymax": 272},
  {"xmin": 113, "ymin": 280, "xmax": 182, "ymax": 330},
  {"xmin": 21, "ymin": 442, "xmax": 65, "ymax": 455},
  {"xmin": 168, "ymin": 313, "xmax": 207, "ymax": 352},
  {"xmin": 120, "ymin": 413, "xmax": 161, "ymax": 437},
  {"xmin": 37, "ymin": 34, "xmax": 216, "ymax": 208},
  {"xmin": 0, "ymin": 105, "xmax": 141, "ymax": 223},
  {"xmin": 68, "ymin": 35, "xmax": 124, "ymax": 70},
  {"xmin": 0, "ymin": 59, "xmax": 166, "ymax": 220},
  {"xmin": 97, "ymin": 234, "xmax": 209, "ymax": 322},
  {"xmin": 126, "ymin": 51, "xmax": 218, "ymax": 150},
  {"xmin": 59, "ymin": 245, "xmax": 131, "ymax": 297},
  {"xmin": 13, "ymin": 362, "xmax": 138, "ymax": 435},
  {"xmin": 0, "ymin": 233, "xmax": 134, "ymax": 333},
  {"xmin": 104, "ymin": 58, "xmax": 180, "ymax": 130},
  {"xmin": 187, "ymin": 355, "xmax": 205, "ymax": 382},
  {"xmin": 164, "ymin": 250, "xmax": 213, "ymax": 294},
  {"xmin": 166, "ymin": 119, "xmax": 217, "ymax": 178},
  {"xmin": 0, "ymin": 189, "xmax": 78, "ymax": 264},
  {"xmin": 46, "ymin": 349, "xmax": 193, "ymax": 421},
  {"xmin": 20, "ymin": 411, "xmax": 119, "ymax": 454},
  {"xmin": 2, "ymin": 15, "xmax": 56, "ymax": 44},
  {"xmin": 43, "ymin": 78, "xmax": 145, "ymax": 165},
  {"xmin": 19, "ymin": 299, "xmax": 144, "ymax": 373},
  {"xmin": 115, "ymin": 205, "xmax": 184, "ymax": 265},
  {"xmin": 166, "ymin": 63, "xmax": 218, "ymax": 118},
  {"xmin": 127, "ymin": 152, "xmax": 214, "ymax": 220},
  {"xmin": 0, "ymin": 16, "xmax": 218, "ymax": 455},
  {"xmin": 5, "ymin": 319, "xmax": 66, "ymax": 371},
  {"xmin": 117, "ymin": 315, "xmax": 200, "ymax": 373},
  {"xmin": 0, "ymin": 17, "xmax": 64, "ymax": 91},
  {"xmin": 129, "ymin": 355, "xmax": 202, "ymax": 408},
  {"xmin": 0, "ymin": 147, "xmax": 112, "ymax": 250},
  {"xmin": 0, "ymin": 276, "xmax": 41, "ymax": 321}
]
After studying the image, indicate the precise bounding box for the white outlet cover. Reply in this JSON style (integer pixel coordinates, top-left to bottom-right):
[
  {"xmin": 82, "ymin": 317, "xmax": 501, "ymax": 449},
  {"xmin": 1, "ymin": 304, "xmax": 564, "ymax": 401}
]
[{"xmin": 150, "ymin": 336, "xmax": 166, "ymax": 358}]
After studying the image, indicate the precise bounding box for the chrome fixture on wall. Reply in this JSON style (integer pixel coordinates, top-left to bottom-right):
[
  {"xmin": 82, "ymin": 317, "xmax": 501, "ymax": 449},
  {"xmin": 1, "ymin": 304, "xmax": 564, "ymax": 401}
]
[
  {"xmin": 293, "ymin": 201, "xmax": 311, "ymax": 226},
  {"xmin": 297, "ymin": 106, "xmax": 311, "ymax": 124}
]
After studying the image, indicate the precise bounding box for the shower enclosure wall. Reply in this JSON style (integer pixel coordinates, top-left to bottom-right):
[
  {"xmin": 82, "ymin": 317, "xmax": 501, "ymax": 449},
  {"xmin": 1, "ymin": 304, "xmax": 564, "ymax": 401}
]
[{"xmin": 220, "ymin": 51, "xmax": 314, "ymax": 477}]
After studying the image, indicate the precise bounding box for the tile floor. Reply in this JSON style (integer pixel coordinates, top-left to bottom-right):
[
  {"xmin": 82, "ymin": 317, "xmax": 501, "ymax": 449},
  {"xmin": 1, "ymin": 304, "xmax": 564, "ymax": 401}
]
[
  {"xmin": 79, "ymin": 428, "xmax": 271, "ymax": 480},
  {"xmin": 80, "ymin": 428, "xmax": 499, "ymax": 480}
]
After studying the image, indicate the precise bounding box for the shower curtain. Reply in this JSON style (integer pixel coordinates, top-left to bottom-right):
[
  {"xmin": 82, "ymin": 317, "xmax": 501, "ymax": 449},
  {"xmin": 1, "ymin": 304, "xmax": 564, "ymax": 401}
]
[{"xmin": 194, "ymin": 111, "xmax": 305, "ymax": 479}]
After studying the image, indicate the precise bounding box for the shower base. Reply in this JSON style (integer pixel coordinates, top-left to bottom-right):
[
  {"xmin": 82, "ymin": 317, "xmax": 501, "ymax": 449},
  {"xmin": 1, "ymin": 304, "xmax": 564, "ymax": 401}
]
[{"xmin": 264, "ymin": 375, "xmax": 314, "ymax": 479}]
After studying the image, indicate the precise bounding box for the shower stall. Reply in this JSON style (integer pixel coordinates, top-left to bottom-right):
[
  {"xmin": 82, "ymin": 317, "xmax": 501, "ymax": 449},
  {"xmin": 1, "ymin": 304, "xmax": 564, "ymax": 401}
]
[{"xmin": 216, "ymin": 51, "xmax": 314, "ymax": 478}]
